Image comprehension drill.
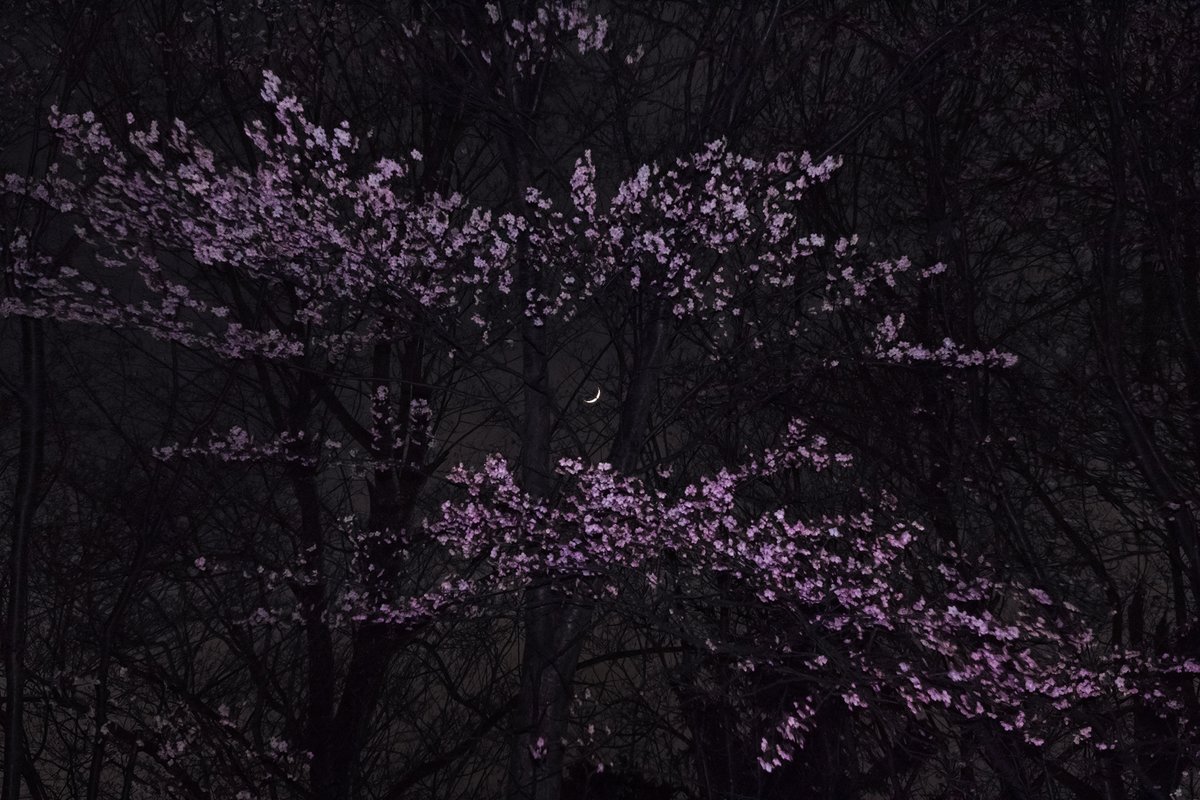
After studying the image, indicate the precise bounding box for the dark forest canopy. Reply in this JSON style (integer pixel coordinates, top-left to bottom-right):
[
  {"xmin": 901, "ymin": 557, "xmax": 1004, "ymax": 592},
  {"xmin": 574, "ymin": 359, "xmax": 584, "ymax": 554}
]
[{"xmin": 2, "ymin": 2, "xmax": 1200, "ymax": 799}]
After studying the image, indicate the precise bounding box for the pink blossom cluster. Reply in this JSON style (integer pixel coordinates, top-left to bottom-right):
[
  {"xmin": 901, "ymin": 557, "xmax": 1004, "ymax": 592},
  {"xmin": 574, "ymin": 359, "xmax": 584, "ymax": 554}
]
[
  {"xmin": 0, "ymin": 232, "xmax": 303, "ymax": 359},
  {"xmin": 512, "ymin": 141, "xmax": 842, "ymax": 326},
  {"xmin": 429, "ymin": 426, "xmax": 1196, "ymax": 769},
  {"xmin": 812, "ymin": 251, "xmax": 1015, "ymax": 370},
  {"xmin": 481, "ymin": 1, "xmax": 610, "ymax": 73},
  {"xmin": 871, "ymin": 312, "xmax": 1019, "ymax": 368},
  {"xmin": 10, "ymin": 72, "xmax": 1011, "ymax": 382},
  {"xmin": 153, "ymin": 427, "xmax": 315, "ymax": 465},
  {"xmin": 4, "ymin": 78, "xmax": 506, "ymax": 359},
  {"xmin": 819, "ymin": 252, "xmax": 936, "ymax": 308},
  {"xmin": 5, "ymin": 76, "xmax": 860, "ymax": 362},
  {"xmin": 333, "ymin": 579, "xmax": 475, "ymax": 629},
  {"xmin": 199, "ymin": 516, "xmax": 474, "ymax": 636}
]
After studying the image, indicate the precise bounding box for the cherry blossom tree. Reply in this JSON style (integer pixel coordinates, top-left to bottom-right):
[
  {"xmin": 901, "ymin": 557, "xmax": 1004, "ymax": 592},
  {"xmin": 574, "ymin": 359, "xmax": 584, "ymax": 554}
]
[
  {"xmin": 5, "ymin": 62, "xmax": 1197, "ymax": 798},
  {"xmin": 4, "ymin": 2, "xmax": 1200, "ymax": 799}
]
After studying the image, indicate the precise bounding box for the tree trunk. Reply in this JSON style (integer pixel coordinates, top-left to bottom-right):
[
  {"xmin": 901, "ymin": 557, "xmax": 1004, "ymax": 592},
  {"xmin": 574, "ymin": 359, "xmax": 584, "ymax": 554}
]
[{"xmin": 3, "ymin": 316, "xmax": 45, "ymax": 800}]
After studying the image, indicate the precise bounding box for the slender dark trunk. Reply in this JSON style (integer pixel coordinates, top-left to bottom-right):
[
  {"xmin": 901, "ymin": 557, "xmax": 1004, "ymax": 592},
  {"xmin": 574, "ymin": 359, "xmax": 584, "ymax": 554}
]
[
  {"xmin": 294, "ymin": 466, "xmax": 339, "ymax": 800},
  {"xmin": 85, "ymin": 533, "xmax": 150, "ymax": 800},
  {"xmin": 309, "ymin": 339, "xmax": 428, "ymax": 800},
  {"xmin": 507, "ymin": 119, "xmax": 570, "ymax": 795},
  {"xmin": 3, "ymin": 316, "xmax": 45, "ymax": 800}
]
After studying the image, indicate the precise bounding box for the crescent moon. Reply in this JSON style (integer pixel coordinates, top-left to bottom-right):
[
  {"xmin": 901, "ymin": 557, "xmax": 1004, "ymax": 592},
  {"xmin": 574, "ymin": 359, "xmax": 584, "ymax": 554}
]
[{"xmin": 584, "ymin": 387, "xmax": 601, "ymax": 404}]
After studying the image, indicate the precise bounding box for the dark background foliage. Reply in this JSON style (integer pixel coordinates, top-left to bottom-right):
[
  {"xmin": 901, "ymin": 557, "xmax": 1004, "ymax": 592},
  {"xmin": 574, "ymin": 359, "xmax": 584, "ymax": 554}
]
[{"xmin": 2, "ymin": 1, "xmax": 1199, "ymax": 798}]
